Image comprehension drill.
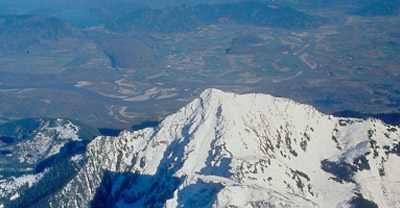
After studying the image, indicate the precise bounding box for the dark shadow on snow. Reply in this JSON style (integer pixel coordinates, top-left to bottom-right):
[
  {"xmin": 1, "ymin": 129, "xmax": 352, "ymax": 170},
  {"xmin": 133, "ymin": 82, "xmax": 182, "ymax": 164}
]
[
  {"xmin": 177, "ymin": 179, "xmax": 223, "ymax": 207},
  {"xmin": 91, "ymin": 170, "xmax": 182, "ymax": 208},
  {"xmin": 91, "ymin": 113, "xmax": 225, "ymax": 207}
]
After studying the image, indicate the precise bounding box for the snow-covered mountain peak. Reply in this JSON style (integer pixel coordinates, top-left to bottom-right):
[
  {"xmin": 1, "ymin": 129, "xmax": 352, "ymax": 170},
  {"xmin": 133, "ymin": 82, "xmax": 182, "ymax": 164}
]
[
  {"xmin": 61, "ymin": 88, "xmax": 398, "ymax": 208},
  {"xmin": 199, "ymin": 87, "xmax": 224, "ymax": 98},
  {"xmin": 3, "ymin": 89, "xmax": 399, "ymax": 208}
]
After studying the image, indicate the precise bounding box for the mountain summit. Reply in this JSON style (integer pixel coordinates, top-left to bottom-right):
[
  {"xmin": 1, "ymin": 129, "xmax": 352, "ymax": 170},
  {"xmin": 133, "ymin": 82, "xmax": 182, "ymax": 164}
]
[{"xmin": 3, "ymin": 89, "xmax": 400, "ymax": 207}]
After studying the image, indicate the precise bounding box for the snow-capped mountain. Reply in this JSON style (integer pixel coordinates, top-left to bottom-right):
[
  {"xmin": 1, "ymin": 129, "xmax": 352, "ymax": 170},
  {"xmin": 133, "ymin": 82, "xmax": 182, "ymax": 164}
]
[
  {"xmin": 0, "ymin": 118, "xmax": 99, "ymax": 207},
  {"xmin": 3, "ymin": 89, "xmax": 400, "ymax": 207}
]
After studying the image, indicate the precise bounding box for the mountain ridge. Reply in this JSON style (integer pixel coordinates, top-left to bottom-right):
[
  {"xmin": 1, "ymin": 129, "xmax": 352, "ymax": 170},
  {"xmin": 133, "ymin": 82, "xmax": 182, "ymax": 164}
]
[
  {"xmin": 107, "ymin": 1, "xmax": 326, "ymax": 33},
  {"xmin": 0, "ymin": 14, "xmax": 83, "ymax": 51},
  {"xmin": 2, "ymin": 89, "xmax": 400, "ymax": 207}
]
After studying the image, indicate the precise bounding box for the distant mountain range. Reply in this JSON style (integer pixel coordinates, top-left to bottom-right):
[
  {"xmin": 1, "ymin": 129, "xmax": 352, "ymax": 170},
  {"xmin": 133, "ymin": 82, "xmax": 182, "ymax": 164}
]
[
  {"xmin": 347, "ymin": 0, "xmax": 400, "ymax": 16},
  {"xmin": 1, "ymin": 0, "xmax": 396, "ymax": 31},
  {"xmin": 1, "ymin": 89, "xmax": 399, "ymax": 207},
  {"xmin": 107, "ymin": 1, "xmax": 326, "ymax": 33},
  {"xmin": 0, "ymin": 15, "xmax": 82, "ymax": 51},
  {"xmin": 0, "ymin": 0, "xmax": 150, "ymax": 28},
  {"xmin": 266, "ymin": 0, "xmax": 368, "ymax": 8}
]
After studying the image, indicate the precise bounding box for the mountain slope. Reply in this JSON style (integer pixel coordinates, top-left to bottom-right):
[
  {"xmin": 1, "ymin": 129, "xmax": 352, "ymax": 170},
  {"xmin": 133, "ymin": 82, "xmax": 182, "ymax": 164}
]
[
  {"xmin": 26, "ymin": 88, "xmax": 398, "ymax": 208},
  {"xmin": 2, "ymin": 89, "xmax": 399, "ymax": 207},
  {"xmin": 0, "ymin": 118, "xmax": 99, "ymax": 207},
  {"xmin": 0, "ymin": 15, "xmax": 82, "ymax": 51}
]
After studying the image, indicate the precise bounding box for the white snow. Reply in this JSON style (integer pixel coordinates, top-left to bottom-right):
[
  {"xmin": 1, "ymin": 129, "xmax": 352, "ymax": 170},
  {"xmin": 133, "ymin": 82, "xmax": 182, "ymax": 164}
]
[
  {"xmin": 0, "ymin": 172, "xmax": 45, "ymax": 199},
  {"xmin": 71, "ymin": 154, "xmax": 83, "ymax": 163},
  {"xmin": 10, "ymin": 192, "xmax": 19, "ymax": 201},
  {"xmin": 0, "ymin": 119, "xmax": 83, "ymax": 200},
  {"xmin": 16, "ymin": 119, "xmax": 81, "ymax": 164},
  {"xmin": 48, "ymin": 88, "xmax": 400, "ymax": 208}
]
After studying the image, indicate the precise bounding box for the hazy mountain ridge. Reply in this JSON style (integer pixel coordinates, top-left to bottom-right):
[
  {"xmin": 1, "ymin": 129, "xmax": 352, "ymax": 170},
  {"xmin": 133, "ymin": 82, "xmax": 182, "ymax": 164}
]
[
  {"xmin": 108, "ymin": 1, "xmax": 326, "ymax": 33},
  {"xmin": 266, "ymin": 0, "xmax": 369, "ymax": 9},
  {"xmin": 0, "ymin": 14, "xmax": 83, "ymax": 51},
  {"xmin": 347, "ymin": 0, "xmax": 400, "ymax": 16},
  {"xmin": 6, "ymin": 89, "xmax": 397, "ymax": 207}
]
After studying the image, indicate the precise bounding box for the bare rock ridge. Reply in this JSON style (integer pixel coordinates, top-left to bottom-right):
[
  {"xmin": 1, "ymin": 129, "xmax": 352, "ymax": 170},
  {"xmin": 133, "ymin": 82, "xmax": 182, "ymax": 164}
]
[{"xmin": 2, "ymin": 89, "xmax": 400, "ymax": 207}]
